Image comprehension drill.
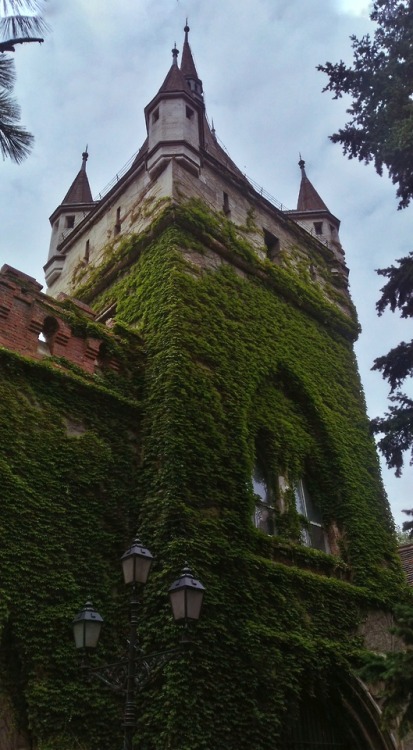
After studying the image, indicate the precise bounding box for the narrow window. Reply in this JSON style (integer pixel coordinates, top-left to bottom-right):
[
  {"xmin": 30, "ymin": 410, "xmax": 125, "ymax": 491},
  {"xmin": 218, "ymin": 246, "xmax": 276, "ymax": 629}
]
[
  {"xmin": 84, "ymin": 239, "xmax": 90, "ymax": 263},
  {"xmin": 114, "ymin": 207, "xmax": 122, "ymax": 235},
  {"xmin": 253, "ymin": 461, "xmax": 275, "ymax": 535},
  {"xmin": 38, "ymin": 316, "xmax": 59, "ymax": 356},
  {"xmin": 294, "ymin": 480, "xmax": 329, "ymax": 552},
  {"xmin": 263, "ymin": 228, "xmax": 280, "ymax": 261},
  {"xmin": 186, "ymin": 106, "xmax": 194, "ymax": 119},
  {"xmin": 223, "ymin": 192, "xmax": 230, "ymax": 216},
  {"xmin": 313, "ymin": 221, "xmax": 323, "ymax": 236},
  {"xmin": 65, "ymin": 215, "xmax": 75, "ymax": 229},
  {"xmin": 152, "ymin": 108, "xmax": 159, "ymax": 123}
]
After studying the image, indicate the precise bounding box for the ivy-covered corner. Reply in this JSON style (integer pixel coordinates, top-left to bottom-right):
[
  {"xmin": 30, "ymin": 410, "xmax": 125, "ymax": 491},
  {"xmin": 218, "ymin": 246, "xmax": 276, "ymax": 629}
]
[{"xmin": 0, "ymin": 199, "xmax": 408, "ymax": 749}]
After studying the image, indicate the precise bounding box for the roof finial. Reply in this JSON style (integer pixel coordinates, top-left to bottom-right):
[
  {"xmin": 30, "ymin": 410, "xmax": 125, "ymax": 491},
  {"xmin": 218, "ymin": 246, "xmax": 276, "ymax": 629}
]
[
  {"xmin": 211, "ymin": 119, "xmax": 216, "ymax": 139},
  {"xmin": 184, "ymin": 18, "xmax": 190, "ymax": 40},
  {"xmin": 81, "ymin": 146, "xmax": 89, "ymax": 171},
  {"xmin": 172, "ymin": 42, "xmax": 179, "ymax": 65},
  {"xmin": 298, "ymin": 153, "xmax": 306, "ymax": 172}
]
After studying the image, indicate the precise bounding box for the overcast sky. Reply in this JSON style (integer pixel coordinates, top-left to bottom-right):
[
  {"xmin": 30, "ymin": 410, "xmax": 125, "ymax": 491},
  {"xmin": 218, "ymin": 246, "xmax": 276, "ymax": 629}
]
[{"xmin": 1, "ymin": 0, "xmax": 412, "ymax": 527}]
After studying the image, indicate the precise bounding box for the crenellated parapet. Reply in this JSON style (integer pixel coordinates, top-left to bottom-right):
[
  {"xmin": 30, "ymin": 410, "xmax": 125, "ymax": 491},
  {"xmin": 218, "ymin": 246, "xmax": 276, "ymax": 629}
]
[{"xmin": 0, "ymin": 265, "xmax": 121, "ymax": 376}]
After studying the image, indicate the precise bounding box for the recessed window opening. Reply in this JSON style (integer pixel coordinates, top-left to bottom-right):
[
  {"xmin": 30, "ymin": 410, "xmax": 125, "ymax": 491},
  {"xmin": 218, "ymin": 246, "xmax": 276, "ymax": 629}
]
[
  {"xmin": 223, "ymin": 192, "xmax": 230, "ymax": 216},
  {"xmin": 263, "ymin": 228, "xmax": 280, "ymax": 261},
  {"xmin": 186, "ymin": 106, "xmax": 194, "ymax": 119},
  {"xmin": 114, "ymin": 207, "xmax": 122, "ymax": 235},
  {"xmin": 313, "ymin": 221, "xmax": 323, "ymax": 236},
  {"xmin": 65, "ymin": 215, "xmax": 75, "ymax": 229},
  {"xmin": 84, "ymin": 239, "xmax": 90, "ymax": 263},
  {"xmin": 294, "ymin": 480, "xmax": 329, "ymax": 553},
  {"xmin": 38, "ymin": 316, "xmax": 59, "ymax": 356},
  {"xmin": 152, "ymin": 108, "xmax": 159, "ymax": 123},
  {"xmin": 252, "ymin": 433, "xmax": 276, "ymax": 536}
]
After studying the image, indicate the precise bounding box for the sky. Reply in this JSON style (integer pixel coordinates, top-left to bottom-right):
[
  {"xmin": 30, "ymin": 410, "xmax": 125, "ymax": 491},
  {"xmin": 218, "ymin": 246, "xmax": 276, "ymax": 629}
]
[{"xmin": 0, "ymin": 0, "xmax": 412, "ymax": 527}]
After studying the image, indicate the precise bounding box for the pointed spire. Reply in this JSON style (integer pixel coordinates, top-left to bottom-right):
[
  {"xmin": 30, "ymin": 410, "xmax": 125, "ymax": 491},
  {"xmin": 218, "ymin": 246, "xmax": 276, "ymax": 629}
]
[
  {"xmin": 297, "ymin": 157, "xmax": 329, "ymax": 212},
  {"xmin": 180, "ymin": 21, "xmax": 203, "ymax": 100},
  {"xmin": 156, "ymin": 43, "xmax": 189, "ymax": 95},
  {"xmin": 62, "ymin": 150, "xmax": 93, "ymax": 205},
  {"xmin": 172, "ymin": 42, "xmax": 179, "ymax": 66},
  {"xmin": 81, "ymin": 145, "xmax": 88, "ymax": 171}
]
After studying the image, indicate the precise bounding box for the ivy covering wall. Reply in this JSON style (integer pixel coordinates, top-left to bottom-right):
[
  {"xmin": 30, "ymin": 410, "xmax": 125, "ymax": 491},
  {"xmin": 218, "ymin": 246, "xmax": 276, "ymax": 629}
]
[{"xmin": 0, "ymin": 200, "xmax": 407, "ymax": 749}]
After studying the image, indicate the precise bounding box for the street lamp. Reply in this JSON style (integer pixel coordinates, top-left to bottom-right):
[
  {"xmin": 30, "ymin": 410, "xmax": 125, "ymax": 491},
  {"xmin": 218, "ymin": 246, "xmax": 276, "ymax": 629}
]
[{"xmin": 72, "ymin": 536, "xmax": 205, "ymax": 750}]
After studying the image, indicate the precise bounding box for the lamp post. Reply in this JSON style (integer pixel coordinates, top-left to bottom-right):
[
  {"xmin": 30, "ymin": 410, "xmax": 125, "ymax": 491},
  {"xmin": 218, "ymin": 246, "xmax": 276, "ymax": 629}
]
[{"xmin": 72, "ymin": 536, "xmax": 205, "ymax": 750}]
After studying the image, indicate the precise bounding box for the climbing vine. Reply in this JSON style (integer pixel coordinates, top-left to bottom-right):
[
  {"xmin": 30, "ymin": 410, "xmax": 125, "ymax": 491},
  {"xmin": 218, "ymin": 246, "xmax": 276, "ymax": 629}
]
[{"xmin": 0, "ymin": 199, "xmax": 407, "ymax": 749}]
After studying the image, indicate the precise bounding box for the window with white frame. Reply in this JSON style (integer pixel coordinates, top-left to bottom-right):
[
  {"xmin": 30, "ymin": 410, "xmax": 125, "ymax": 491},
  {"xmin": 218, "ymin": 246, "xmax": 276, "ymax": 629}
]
[
  {"xmin": 294, "ymin": 480, "xmax": 329, "ymax": 552},
  {"xmin": 252, "ymin": 460, "xmax": 275, "ymax": 535}
]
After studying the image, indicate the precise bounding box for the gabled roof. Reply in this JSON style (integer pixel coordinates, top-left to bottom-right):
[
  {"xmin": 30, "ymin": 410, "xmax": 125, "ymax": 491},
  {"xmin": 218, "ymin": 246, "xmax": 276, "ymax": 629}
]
[
  {"xmin": 297, "ymin": 158, "xmax": 329, "ymax": 212},
  {"xmin": 62, "ymin": 151, "xmax": 93, "ymax": 205}
]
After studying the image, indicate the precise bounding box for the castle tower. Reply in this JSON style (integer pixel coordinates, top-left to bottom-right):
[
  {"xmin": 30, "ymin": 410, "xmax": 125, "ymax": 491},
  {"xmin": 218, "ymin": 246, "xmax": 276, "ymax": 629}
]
[
  {"xmin": 288, "ymin": 157, "xmax": 348, "ymax": 278},
  {"xmin": 0, "ymin": 25, "xmax": 405, "ymax": 750},
  {"xmin": 45, "ymin": 149, "xmax": 96, "ymax": 286}
]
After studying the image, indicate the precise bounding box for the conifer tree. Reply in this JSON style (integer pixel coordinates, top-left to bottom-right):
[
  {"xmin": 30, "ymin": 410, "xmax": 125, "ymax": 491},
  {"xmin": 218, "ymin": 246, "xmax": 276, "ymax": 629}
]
[
  {"xmin": 319, "ymin": 1, "xmax": 413, "ymax": 497},
  {"xmin": 318, "ymin": 0, "xmax": 413, "ymax": 210}
]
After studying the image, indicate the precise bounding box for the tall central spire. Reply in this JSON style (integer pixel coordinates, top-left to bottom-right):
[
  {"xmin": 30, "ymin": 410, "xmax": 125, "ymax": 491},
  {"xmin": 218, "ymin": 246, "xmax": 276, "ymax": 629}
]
[{"xmin": 180, "ymin": 22, "xmax": 203, "ymax": 100}]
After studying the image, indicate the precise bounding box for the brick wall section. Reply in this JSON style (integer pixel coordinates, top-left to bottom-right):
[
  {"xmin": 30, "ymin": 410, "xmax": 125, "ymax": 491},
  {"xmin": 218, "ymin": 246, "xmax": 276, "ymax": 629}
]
[{"xmin": 0, "ymin": 265, "xmax": 119, "ymax": 376}]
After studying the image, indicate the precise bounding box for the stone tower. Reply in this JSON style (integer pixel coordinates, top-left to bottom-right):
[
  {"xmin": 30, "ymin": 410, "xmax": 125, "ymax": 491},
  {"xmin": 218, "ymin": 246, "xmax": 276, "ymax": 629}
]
[{"xmin": 0, "ymin": 25, "xmax": 406, "ymax": 750}]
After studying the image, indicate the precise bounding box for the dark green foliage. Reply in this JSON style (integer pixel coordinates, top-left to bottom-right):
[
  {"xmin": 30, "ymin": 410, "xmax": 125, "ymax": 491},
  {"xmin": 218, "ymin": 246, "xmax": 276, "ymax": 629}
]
[
  {"xmin": 360, "ymin": 604, "xmax": 413, "ymax": 737},
  {"xmin": 371, "ymin": 253, "xmax": 413, "ymax": 477},
  {"xmin": 0, "ymin": 200, "xmax": 405, "ymax": 748},
  {"xmin": 318, "ymin": 0, "xmax": 413, "ymax": 209}
]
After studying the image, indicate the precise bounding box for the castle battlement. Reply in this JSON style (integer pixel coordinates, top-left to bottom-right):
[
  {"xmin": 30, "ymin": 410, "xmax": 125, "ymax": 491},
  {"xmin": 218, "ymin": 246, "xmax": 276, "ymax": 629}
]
[{"xmin": 0, "ymin": 264, "xmax": 120, "ymax": 376}]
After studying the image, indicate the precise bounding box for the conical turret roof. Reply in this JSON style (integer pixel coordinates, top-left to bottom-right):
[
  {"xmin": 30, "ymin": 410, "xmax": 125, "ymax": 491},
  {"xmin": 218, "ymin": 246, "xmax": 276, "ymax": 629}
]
[
  {"xmin": 62, "ymin": 150, "xmax": 93, "ymax": 205},
  {"xmin": 297, "ymin": 158, "xmax": 329, "ymax": 212},
  {"xmin": 181, "ymin": 22, "xmax": 199, "ymax": 80}
]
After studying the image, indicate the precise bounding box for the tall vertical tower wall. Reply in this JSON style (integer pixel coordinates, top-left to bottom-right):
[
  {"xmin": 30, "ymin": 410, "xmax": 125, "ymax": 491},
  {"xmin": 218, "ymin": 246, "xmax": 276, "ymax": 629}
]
[{"xmin": 0, "ymin": 27, "xmax": 406, "ymax": 750}]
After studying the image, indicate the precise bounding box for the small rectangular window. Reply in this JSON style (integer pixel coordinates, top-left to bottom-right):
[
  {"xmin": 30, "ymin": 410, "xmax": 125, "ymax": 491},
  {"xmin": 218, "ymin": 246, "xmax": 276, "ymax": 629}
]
[
  {"xmin": 84, "ymin": 239, "xmax": 90, "ymax": 263},
  {"xmin": 152, "ymin": 108, "xmax": 159, "ymax": 123},
  {"xmin": 186, "ymin": 106, "xmax": 194, "ymax": 119},
  {"xmin": 65, "ymin": 215, "xmax": 75, "ymax": 229},
  {"xmin": 114, "ymin": 207, "xmax": 122, "ymax": 235},
  {"xmin": 263, "ymin": 228, "xmax": 280, "ymax": 261},
  {"xmin": 223, "ymin": 192, "xmax": 230, "ymax": 215},
  {"xmin": 314, "ymin": 221, "xmax": 323, "ymax": 236}
]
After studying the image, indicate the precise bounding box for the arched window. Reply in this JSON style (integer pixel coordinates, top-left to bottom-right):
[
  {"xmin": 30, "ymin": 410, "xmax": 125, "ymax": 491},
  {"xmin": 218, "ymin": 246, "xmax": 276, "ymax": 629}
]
[{"xmin": 38, "ymin": 316, "xmax": 59, "ymax": 356}]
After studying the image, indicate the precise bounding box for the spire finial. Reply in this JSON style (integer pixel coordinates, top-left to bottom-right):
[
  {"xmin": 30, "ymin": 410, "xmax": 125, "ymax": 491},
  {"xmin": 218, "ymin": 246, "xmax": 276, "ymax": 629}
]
[
  {"xmin": 184, "ymin": 19, "xmax": 190, "ymax": 38},
  {"xmin": 81, "ymin": 146, "xmax": 88, "ymax": 171},
  {"xmin": 211, "ymin": 119, "xmax": 216, "ymax": 139},
  {"xmin": 298, "ymin": 154, "xmax": 306, "ymax": 171},
  {"xmin": 172, "ymin": 42, "xmax": 179, "ymax": 65}
]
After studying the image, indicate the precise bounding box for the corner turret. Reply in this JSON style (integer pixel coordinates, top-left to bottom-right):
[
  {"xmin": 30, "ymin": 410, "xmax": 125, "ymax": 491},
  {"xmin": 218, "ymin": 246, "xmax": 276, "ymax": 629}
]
[
  {"xmin": 45, "ymin": 150, "xmax": 96, "ymax": 286},
  {"xmin": 288, "ymin": 158, "xmax": 348, "ymax": 277},
  {"xmin": 144, "ymin": 30, "xmax": 205, "ymax": 178}
]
